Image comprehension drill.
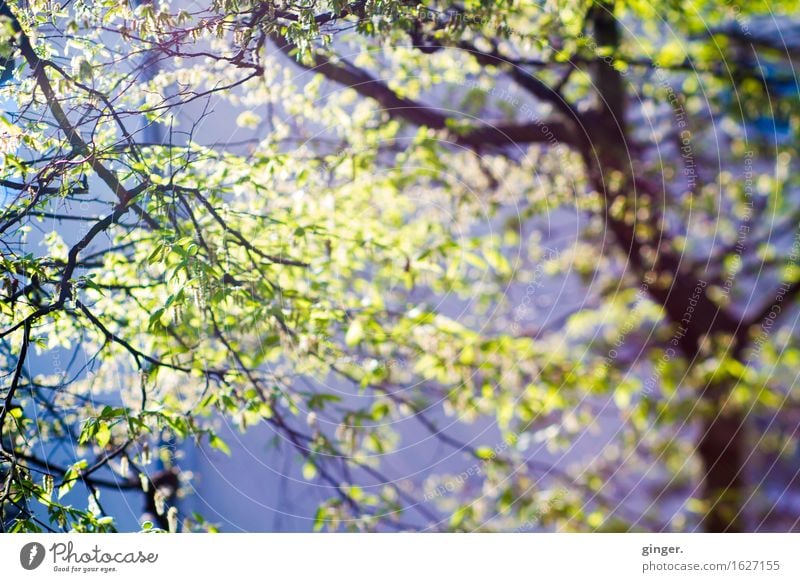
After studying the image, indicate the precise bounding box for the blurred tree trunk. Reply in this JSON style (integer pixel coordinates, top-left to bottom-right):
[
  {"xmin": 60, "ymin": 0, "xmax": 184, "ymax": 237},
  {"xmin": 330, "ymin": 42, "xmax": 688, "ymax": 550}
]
[
  {"xmin": 698, "ymin": 406, "xmax": 745, "ymax": 531},
  {"xmin": 589, "ymin": 1, "xmax": 745, "ymax": 533}
]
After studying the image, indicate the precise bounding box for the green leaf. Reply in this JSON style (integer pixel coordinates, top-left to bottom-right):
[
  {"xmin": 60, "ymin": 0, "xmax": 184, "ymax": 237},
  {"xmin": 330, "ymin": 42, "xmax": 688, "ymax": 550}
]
[
  {"xmin": 302, "ymin": 461, "xmax": 318, "ymax": 480},
  {"xmin": 345, "ymin": 319, "xmax": 365, "ymax": 347},
  {"xmin": 58, "ymin": 460, "xmax": 88, "ymax": 499},
  {"xmin": 450, "ymin": 506, "xmax": 469, "ymax": 528},
  {"xmin": 95, "ymin": 422, "xmax": 111, "ymax": 448},
  {"xmin": 209, "ymin": 435, "xmax": 231, "ymax": 456},
  {"xmin": 313, "ymin": 506, "xmax": 327, "ymax": 532}
]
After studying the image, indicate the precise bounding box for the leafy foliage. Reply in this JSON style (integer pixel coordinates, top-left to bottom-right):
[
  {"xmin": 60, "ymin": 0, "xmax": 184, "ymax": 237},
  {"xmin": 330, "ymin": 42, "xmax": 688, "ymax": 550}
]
[{"xmin": 0, "ymin": 0, "xmax": 799, "ymax": 532}]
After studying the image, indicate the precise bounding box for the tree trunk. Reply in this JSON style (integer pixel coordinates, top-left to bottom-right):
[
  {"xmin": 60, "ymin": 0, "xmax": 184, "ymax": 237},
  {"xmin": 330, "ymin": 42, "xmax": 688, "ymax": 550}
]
[
  {"xmin": 587, "ymin": 2, "xmax": 747, "ymax": 533},
  {"xmin": 698, "ymin": 407, "xmax": 745, "ymax": 532}
]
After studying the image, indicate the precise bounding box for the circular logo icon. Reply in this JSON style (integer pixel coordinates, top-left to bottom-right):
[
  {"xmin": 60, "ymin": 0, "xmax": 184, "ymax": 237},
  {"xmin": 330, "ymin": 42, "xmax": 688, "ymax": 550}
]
[{"xmin": 20, "ymin": 542, "xmax": 46, "ymax": 570}]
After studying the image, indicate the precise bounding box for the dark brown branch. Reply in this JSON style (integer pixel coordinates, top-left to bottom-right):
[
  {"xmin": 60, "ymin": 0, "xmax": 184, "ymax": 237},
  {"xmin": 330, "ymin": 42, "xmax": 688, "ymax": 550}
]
[
  {"xmin": 0, "ymin": 320, "xmax": 31, "ymax": 456},
  {"xmin": 269, "ymin": 34, "xmax": 580, "ymax": 150}
]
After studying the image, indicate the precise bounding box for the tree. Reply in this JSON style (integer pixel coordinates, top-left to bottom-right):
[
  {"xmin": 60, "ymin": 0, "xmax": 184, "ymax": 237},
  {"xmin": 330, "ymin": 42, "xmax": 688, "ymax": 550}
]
[{"xmin": 1, "ymin": 0, "xmax": 798, "ymax": 532}]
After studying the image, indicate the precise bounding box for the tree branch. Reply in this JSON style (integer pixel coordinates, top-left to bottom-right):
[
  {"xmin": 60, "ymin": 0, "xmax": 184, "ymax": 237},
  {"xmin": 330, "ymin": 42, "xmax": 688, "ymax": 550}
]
[{"xmin": 269, "ymin": 34, "xmax": 580, "ymax": 150}]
